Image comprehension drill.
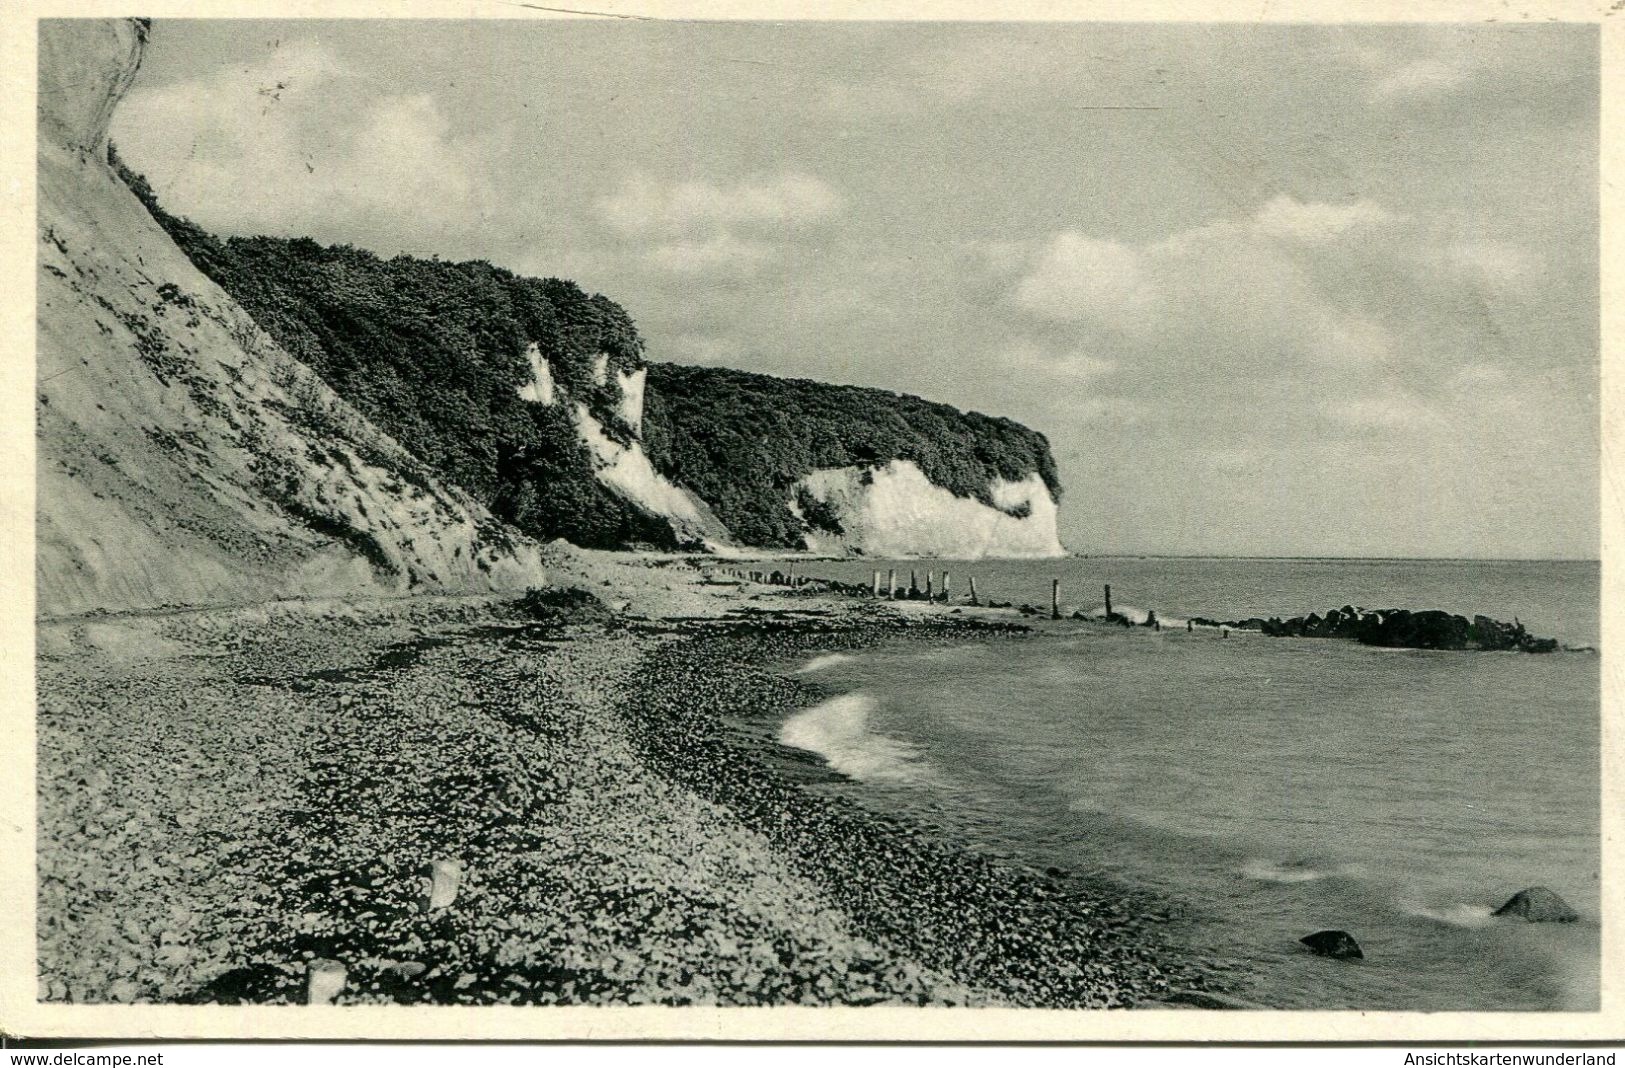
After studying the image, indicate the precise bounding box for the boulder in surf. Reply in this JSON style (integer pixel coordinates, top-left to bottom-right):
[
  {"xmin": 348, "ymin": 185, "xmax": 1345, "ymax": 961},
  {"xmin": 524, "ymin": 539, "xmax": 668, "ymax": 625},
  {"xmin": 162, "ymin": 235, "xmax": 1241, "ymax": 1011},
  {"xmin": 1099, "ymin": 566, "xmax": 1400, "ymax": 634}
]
[
  {"xmin": 1493, "ymin": 887, "xmax": 1578, "ymax": 923},
  {"xmin": 1299, "ymin": 930, "xmax": 1363, "ymax": 960}
]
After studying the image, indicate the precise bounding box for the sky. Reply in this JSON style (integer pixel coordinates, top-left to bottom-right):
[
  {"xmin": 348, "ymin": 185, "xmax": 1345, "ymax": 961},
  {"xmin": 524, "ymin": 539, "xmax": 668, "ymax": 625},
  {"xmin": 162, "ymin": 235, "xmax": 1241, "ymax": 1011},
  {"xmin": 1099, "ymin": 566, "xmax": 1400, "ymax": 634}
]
[{"xmin": 111, "ymin": 18, "xmax": 1600, "ymax": 559}]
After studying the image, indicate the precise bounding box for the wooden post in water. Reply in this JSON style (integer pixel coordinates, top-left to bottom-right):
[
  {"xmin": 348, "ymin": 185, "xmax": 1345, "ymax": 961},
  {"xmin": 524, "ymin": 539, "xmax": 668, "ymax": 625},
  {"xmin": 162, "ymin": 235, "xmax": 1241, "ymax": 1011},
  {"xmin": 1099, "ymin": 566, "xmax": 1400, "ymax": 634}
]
[
  {"xmin": 910, "ymin": 569, "xmax": 919, "ymax": 597},
  {"xmin": 1187, "ymin": 620, "xmax": 1193, "ymax": 632},
  {"xmin": 872, "ymin": 570, "xmax": 881, "ymax": 597},
  {"xmin": 1051, "ymin": 579, "xmax": 1062, "ymax": 620},
  {"xmin": 942, "ymin": 572, "xmax": 951, "ymax": 602},
  {"xmin": 926, "ymin": 572, "xmax": 934, "ymax": 600},
  {"xmin": 887, "ymin": 569, "xmax": 896, "ymax": 598},
  {"xmin": 1104, "ymin": 584, "xmax": 1114, "ymax": 619},
  {"xmin": 969, "ymin": 575, "xmax": 980, "ymax": 606}
]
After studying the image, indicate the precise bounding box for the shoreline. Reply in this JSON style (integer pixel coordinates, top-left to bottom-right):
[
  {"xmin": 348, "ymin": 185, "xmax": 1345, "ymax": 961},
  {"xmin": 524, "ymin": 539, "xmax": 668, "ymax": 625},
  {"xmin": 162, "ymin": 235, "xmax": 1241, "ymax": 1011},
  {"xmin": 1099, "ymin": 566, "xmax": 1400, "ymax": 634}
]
[
  {"xmin": 619, "ymin": 610, "xmax": 1221, "ymax": 1008},
  {"xmin": 35, "ymin": 552, "xmax": 1222, "ymax": 1008}
]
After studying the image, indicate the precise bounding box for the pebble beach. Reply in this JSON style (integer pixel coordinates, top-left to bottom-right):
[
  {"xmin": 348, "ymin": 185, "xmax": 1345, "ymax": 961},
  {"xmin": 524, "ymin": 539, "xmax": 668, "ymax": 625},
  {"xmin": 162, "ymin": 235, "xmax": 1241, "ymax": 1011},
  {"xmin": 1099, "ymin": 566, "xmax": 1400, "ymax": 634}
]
[{"xmin": 35, "ymin": 551, "xmax": 1218, "ymax": 1008}]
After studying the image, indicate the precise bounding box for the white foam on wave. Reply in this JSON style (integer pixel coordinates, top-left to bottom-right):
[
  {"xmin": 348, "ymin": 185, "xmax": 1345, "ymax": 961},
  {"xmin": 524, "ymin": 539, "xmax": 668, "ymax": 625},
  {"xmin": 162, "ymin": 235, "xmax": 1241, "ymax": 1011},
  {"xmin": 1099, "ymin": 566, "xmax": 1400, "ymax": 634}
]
[
  {"xmin": 1404, "ymin": 903, "xmax": 1498, "ymax": 928},
  {"xmin": 1075, "ymin": 603, "xmax": 1189, "ymax": 628},
  {"xmin": 779, "ymin": 693, "xmax": 928, "ymax": 784},
  {"xmin": 1241, "ymin": 858, "xmax": 1337, "ymax": 883},
  {"xmin": 795, "ymin": 652, "xmax": 853, "ymax": 674}
]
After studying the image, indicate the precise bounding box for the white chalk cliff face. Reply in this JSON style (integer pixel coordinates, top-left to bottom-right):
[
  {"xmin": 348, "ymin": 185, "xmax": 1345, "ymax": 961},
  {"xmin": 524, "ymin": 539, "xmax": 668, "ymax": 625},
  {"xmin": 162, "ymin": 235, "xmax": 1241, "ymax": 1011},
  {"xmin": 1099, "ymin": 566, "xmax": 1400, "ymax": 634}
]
[
  {"xmin": 615, "ymin": 367, "xmax": 647, "ymax": 434},
  {"xmin": 513, "ymin": 340, "xmax": 726, "ymax": 547},
  {"xmin": 515, "ymin": 342, "xmax": 555, "ymax": 405},
  {"xmin": 36, "ymin": 18, "xmax": 548, "ymax": 617},
  {"xmin": 792, "ymin": 460, "xmax": 1066, "ymax": 559}
]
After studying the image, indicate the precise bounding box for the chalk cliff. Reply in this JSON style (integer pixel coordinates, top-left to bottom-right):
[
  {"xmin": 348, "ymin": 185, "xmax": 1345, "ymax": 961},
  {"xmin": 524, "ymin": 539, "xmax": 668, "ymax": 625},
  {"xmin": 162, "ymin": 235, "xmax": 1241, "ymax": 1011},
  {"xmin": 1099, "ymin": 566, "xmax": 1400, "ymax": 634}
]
[
  {"xmin": 36, "ymin": 18, "xmax": 548, "ymax": 617},
  {"xmin": 122, "ymin": 215, "xmax": 732, "ymax": 553},
  {"xmin": 642, "ymin": 364, "xmax": 1066, "ymax": 559},
  {"xmin": 132, "ymin": 203, "xmax": 1064, "ymax": 561},
  {"xmin": 44, "ymin": 18, "xmax": 1069, "ymax": 598},
  {"xmin": 791, "ymin": 462, "xmax": 1065, "ymax": 559}
]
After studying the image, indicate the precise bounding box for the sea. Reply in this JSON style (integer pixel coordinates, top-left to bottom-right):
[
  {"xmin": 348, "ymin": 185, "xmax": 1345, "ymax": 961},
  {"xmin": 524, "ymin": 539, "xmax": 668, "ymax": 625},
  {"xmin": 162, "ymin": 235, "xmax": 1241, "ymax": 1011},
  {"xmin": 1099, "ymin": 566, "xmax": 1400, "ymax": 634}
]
[{"xmin": 773, "ymin": 557, "xmax": 1601, "ymax": 1011}]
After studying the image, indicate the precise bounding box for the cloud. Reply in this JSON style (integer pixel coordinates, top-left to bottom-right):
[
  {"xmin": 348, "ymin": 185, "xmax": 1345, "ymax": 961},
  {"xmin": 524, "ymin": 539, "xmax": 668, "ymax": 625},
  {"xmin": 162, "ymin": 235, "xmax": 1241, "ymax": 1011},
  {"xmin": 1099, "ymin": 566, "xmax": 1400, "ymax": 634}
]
[
  {"xmin": 113, "ymin": 39, "xmax": 491, "ymax": 244},
  {"xmin": 1253, "ymin": 195, "xmax": 1393, "ymax": 242},
  {"xmin": 1326, "ymin": 26, "xmax": 1584, "ymax": 107},
  {"xmin": 1439, "ymin": 239, "xmax": 1541, "ymax": 292},
  {"xmin": 996, "ymin": 337, "xmax": 1116, "ymax": 382},
  {"xmin": 1323, "ymin": 392, "xmax": 1438, "ymax": 431},
  {"xmin": 587, "ymin": 171, "xmax": 844, "ymax": 281},
  {"xmin": 1004, "ymin": 197, "xmax": 1407, "ymax": 369},
  {"xmin": 994, "ymin": 194, "xmax": 1564, "ymax": 454},
  {"xmin": 819, "ymin": 24, "xmax": 1180, "ymax": 121},
  {"xmin": 1011, "ymin": 234, "xmax": 1157, "ymax": 330},
  {"xmin": 1369, "ymin": 56, "xmax": 1470, "ymax": 102},
  {"xmin": 642, "ymin": 233, "xmax": 777, "ymax": 276},
  {"xmin": 594, "ymin": 173, "xmax": 843, "ymax": 237}
]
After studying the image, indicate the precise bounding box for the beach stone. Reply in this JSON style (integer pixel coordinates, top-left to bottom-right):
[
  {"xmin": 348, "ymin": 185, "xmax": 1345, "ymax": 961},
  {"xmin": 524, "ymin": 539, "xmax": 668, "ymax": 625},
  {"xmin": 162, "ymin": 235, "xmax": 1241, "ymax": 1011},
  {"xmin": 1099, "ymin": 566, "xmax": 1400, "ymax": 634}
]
[
  {"xmin": 1299, "ymin": 930, "xmax": 1362, "ymax": 960},
  {"xmin": 305, "ymin": 958, "xmax": 347, "ymax": 1004},
  {"xmin": 384, "ymin": 960, "xmax": 428, "ymax": 979},
  {"xmin": 1493, "ymin": 887, "xmax": 1578, "ymax": 923},
  {"xmin": 421, "ymin": 858, "xmax": 463, "ymax": 912}
]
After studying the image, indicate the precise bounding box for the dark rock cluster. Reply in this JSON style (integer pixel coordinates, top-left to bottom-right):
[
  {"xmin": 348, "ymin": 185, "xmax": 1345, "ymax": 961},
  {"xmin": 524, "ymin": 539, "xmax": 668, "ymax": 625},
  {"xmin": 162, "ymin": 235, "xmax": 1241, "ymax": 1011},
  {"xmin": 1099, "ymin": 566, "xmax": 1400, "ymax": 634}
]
[{"xmin": 1189, "ymin": 606, "xmax": 1560, "ymax": 653}]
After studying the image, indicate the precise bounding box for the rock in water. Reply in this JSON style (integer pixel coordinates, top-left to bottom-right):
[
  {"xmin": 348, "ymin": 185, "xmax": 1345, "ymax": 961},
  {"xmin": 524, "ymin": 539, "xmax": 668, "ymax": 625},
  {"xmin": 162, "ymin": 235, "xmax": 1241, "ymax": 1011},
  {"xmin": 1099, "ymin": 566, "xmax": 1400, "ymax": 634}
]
[
  {"xmin": 1299, "ymin": 930, "xmax": 1363, "ymax": 959},
  {"xmin": 1493, "ymin": 887, "xmax": 1578, "ymax": 923}
]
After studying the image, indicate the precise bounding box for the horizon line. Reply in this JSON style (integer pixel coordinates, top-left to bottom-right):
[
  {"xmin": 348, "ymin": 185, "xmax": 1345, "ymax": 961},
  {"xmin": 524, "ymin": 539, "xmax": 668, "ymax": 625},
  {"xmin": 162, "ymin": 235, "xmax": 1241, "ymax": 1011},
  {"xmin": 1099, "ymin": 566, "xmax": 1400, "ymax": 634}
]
[{"xmin": 1068, "ymin": 553, "xmax": 1600, "ymax": 564}]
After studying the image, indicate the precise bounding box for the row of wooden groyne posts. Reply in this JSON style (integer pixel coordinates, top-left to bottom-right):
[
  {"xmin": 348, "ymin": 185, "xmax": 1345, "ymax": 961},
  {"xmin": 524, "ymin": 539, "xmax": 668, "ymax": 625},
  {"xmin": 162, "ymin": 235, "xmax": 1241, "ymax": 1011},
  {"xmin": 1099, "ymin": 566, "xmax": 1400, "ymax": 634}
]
[
  {"xmin": 720, "ymin": 565, "xmax": 983, "ymax": 604},
  {"xmin": 712, "ymin": 566, "xmax": 1220, "ymax": 634}
]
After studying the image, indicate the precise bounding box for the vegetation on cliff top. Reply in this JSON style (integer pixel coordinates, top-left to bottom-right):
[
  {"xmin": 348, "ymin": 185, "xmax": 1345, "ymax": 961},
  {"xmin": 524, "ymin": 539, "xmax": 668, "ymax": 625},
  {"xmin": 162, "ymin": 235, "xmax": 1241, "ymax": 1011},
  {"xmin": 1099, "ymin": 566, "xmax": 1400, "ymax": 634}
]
[
  {"xmin": 113, "ymin": 147, "xmax": 679, "ymax": 551},
  {"xmin": 112, "ymin": 147, "xmax": 1063, "ymax": 553},
  {"xmin": 642, "ymin": 364, "xmax": 1062, "ymax": 548}
]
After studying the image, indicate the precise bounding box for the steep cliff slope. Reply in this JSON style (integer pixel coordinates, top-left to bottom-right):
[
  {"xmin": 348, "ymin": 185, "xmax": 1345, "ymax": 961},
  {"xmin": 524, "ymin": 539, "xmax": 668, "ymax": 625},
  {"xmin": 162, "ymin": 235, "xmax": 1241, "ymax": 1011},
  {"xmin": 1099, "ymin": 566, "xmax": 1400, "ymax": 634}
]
[
  {"xmin": 642, "ymin": 364, "xmax": 1066, "ymax": 558},
  {"xmin": 129, "ymin": 212, "xmax": 1068, "ymax": 559},
  {"xmin": 37, "ymin": 18, "xmax": 548, "ymax": 617},
  {"xmin": 119, "ymin": 213, "xmax": 730, "ymax": 553},
  {"xmin": 96, "ymin": 21, "xmax": 1066, "ymax": 562}
]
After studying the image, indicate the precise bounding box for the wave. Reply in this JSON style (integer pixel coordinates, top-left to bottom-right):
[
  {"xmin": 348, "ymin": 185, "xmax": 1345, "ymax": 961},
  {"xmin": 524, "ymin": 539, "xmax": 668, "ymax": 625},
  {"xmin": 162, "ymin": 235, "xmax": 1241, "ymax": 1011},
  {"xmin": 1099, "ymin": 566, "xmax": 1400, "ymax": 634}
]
[
  {"xmin": 779, "ymin": 693, "xmax": 929, "ymax": 784},
  {"xmin": 1240, "ymin": 858, "xmax": 1353, "ymax": 884},
  {"xmin": 795, "ymin": 652, "xmax": 853, "ymax": 674},
  {"xmin": 1403, "ymin": 903, "xmax": 1498, "ymax": 928},
  {"xmin": 1074, "ymin": 603, "xmax": 1192, "ymax": 629}
]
